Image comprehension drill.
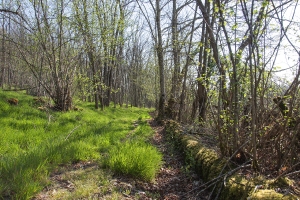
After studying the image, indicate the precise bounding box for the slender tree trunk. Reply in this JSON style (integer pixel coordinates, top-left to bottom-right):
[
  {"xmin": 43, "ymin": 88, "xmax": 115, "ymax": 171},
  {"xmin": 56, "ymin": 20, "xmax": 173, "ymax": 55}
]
[
  {"xmin": 87, "ymin": 52, "xmax": 99, "ymax": 109},
  {"xmin": 1, "ymin": 12, "xmax": 5, "ymax": 88},
  {"xmin": 197, "ymin": 0, "xmax": 210, "ymax": 124},
  {"xmin": 170, "ymin": 0, "xmax": 180, "ymax": 100},
  {"xmin": 179, "ymin": 4, "xmax": 197, "ymax": 122},
  {"xmin": 155, "ymin": 0, "xmax": 165, "ymax": 121}
]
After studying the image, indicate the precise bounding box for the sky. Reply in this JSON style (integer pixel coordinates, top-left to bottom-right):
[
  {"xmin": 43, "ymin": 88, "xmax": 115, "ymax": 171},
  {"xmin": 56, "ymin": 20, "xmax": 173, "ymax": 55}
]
[{"xmin": 269, "ymin": 0, "xmax": 300, "ymax": 80}]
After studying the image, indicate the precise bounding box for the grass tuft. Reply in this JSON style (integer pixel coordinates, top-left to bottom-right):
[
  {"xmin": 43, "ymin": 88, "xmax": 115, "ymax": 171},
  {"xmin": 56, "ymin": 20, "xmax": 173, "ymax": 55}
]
[{"xmin": 105, "ymin": 141, "xmax": 162, "ymax": 181}]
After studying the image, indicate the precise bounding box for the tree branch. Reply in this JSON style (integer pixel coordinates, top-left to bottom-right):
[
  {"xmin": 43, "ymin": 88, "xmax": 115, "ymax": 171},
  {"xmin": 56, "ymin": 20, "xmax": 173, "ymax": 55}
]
[{"xmin": 0, "ymin": 7, "xmax": 27, "ymax": 22}]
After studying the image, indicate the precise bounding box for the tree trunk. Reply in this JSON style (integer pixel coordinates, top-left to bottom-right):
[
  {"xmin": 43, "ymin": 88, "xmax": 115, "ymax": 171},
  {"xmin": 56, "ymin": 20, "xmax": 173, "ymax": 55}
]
[
  {"xmin": 155, "ymin": 0, "xmax": 165, "ymax": 121},
  {"xmin": 170, "ymin": 0, "xmax": 180, "ymax": 101},
  {"xmin": 179, "ymin": 4, "xmax": 197, "ymax": 122},
  {"xmin": 197, "ymin": 0, "xmax": 210, "ymax": 123}
]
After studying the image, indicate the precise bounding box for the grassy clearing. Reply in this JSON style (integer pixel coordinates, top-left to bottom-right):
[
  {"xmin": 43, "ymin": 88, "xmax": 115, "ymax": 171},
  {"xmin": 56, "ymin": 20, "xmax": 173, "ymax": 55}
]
[{"xmin": 0, "ymin": 90, "xmax": 162, "ymax": 199}]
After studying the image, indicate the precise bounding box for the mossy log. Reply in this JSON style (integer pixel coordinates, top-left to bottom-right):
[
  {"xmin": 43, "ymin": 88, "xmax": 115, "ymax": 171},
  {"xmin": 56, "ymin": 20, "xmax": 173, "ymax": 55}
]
[
  {"xmin": 250, "ymin": 190, "xmax": 290, "ymax": 199},
  {"xmin": 165, "ymin": 120, "xmax": 298, "ymax": 199}
]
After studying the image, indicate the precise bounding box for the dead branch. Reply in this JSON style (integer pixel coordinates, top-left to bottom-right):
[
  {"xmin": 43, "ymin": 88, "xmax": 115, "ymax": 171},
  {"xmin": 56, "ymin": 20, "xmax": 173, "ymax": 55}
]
[
  {"xmin": 65, "ymin": 125, "xmax": 82, "ymax": 140},
  {"xmin": 185, "ymin": 162, "xmax": 251, "ymax": 197},
  {"xmin": 274, "ymin": 162, "xmax": 300, "ymax": 182}
]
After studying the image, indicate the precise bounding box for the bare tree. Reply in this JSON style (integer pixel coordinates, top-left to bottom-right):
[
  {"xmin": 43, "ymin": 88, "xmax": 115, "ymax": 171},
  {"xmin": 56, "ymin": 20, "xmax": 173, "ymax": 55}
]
[
  {"xmin": 136, "ymin": 0, "xmax": 166, "ymax": 120},
  {"xmin": 11, "ymin": 0, "xmax": 77, "ymax": 111}
]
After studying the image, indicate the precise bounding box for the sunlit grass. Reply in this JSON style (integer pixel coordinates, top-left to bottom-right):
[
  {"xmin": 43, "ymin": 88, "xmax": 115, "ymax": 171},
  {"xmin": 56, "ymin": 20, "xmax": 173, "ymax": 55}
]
[
  {"xmin": 0, "ymin": 90, "xmax": 160, "ymax": 199},
  {"xmin": 46, "ymin": 164, "xmax": 111, "ymax": 200},
  {"xmin": 104, "ymin": 117, "xmax": 162, "ymax": 181},
  {"xmin": 104, "ymin": 141, "xmax": 162, "ymax": 181}
]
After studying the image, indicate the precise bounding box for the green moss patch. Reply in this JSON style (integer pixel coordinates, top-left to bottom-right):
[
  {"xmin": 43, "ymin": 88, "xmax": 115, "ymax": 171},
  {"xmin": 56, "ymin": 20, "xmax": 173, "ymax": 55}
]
[{"xmin": 250, "ymin": 189, "xmax": 292, "ymax": 200}]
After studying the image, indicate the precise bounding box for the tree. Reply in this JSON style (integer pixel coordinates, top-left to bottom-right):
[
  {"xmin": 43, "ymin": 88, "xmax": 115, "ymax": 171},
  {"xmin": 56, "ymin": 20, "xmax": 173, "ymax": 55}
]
[
  {"xmin": 136, "ymin": 0, "xmax": 166, "ymax": 120},
  {"xmin": 178, "ymin": 2, "xmax": 198, "ymax": 122},
  {"xmin": 2, "ymin": 0, "xmax": 300, "ymax": 172},
  {"xmin": 73, "ymin": 0, "xmax": 101, "ymax": 109},
  {"xmin": 12, "ymin": 0, "xmax": 77, "ymax": 111},
  {"xmin": 154, "ymin": 0, "xmax": 165, "ymax": 120}
]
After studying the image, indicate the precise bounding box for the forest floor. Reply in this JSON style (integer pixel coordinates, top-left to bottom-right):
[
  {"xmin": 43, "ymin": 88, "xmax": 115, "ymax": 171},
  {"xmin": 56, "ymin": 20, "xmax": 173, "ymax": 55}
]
[
  {"xmin": 133, "ymin": 118, "xmax": 209, "ymax": 200},
  {"xmin": 34, "ymin": 118, "xmax": 209, "ymax": 200},
  {"xmin": 33, "ymin": 117, "xmax": 300, "ymax": 199}
]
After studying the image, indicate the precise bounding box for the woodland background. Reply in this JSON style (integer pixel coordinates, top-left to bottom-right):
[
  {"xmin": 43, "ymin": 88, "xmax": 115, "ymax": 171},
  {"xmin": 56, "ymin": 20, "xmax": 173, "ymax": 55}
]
[{"xmin": 1, "ymin": 0, "xmax": 300, "ymax": 177}]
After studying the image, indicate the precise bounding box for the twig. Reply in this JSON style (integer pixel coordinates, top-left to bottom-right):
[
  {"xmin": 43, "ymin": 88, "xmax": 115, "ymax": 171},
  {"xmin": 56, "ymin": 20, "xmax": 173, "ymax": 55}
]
[
  {"xmin": 213, "ymin": 162, "xmax": 251, "ymax": 200},
  {"xmin": 208, "ymin": 182, "xmax": 218, "ymax": 200},
  {"xmin": 186, "ymin": 141, "xmax": 251, "ymax": 198},
  {"xmin": 274, "ymin": 162, "xmax": 300, "ymax": 182},
  {"xmin": 187, "ymin": 163, "xmax": 251, "ymax": 197},
  {"xmin": 65, "ymin": 124, "xmax": 81, "ymax": 140},
  {"xmin": 210, "ymin": 141, "xmax": 250, "ymax": 199},
  {"xmin": 212, "ymin": 183, "xmax": 222, "ymax": 200},
  {"xmin": 48, "ymin": 114, "xmax": 52, "ymax": 125},
  {"xmin": 283, "ymin": 170, "xmax": 300, "ymax": 177},
  {"xmin": 196, "ymin": 164, "xmax": 251, "ymax": 198},
  {"xmin": 197, "ymin": 179, "xmax": 220, "ymax": 197},
  {"xmin": 222, "ymin": 140, "xmax": 250, "ymax": 172}
]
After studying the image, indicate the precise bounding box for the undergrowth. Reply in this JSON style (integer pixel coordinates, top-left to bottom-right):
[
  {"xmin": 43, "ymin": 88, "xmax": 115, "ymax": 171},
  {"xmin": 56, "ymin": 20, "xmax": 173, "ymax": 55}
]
[{"xmin": 0, "ymin": 90, "xmax": 161, "ymax": 199}]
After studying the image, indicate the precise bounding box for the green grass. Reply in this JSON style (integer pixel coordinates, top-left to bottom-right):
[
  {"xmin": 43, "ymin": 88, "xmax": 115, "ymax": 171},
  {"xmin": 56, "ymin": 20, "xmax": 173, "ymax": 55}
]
[
  {"xmin": 0, "ymin": 90, "xmax": 161, "ymax": 199},
  {"xmin": 104, "ymin": 141, "xmax": 162, "ymax": 181}
]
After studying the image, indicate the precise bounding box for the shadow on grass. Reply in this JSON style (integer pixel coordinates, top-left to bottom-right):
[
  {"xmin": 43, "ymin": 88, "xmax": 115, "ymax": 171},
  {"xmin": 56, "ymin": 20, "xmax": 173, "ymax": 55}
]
[
  {"xmin": 0, "ymin": 90, "xmax": 153, "ymax": 199},
  {"xmin": 0, "ymin": 117, "xmax": 139, "ymax": 199},
  {"xmin": 0, "ymin": 127, "xmax": 99, "ymax": 199}
]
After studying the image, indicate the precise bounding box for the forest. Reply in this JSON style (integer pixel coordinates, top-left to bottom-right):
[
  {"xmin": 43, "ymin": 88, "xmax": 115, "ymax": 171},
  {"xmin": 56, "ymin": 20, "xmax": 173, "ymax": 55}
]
[{"xmin": 0, "ymin": 0, "xmax": 300, "ymax": 199}]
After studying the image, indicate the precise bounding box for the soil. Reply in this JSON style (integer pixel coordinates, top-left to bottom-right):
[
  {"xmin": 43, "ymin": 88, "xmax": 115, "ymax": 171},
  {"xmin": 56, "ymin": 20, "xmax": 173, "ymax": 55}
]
[{"xmin": 119, "ymin": 118, "xmax": 209, "ymax": 200}]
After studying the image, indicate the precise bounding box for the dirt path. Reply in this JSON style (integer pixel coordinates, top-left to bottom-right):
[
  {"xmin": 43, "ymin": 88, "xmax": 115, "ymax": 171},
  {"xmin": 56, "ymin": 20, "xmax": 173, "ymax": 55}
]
[
  {"xmin": 34, "ymin": 119, "xmax": 208, "ymax": 200},
  {"xmin": 140, "ymin": 119, "xmax": 209, "ymax": 200},
  {"xmin": 102, "ymin": 119, "xmax": 208, "ymax": 200}
]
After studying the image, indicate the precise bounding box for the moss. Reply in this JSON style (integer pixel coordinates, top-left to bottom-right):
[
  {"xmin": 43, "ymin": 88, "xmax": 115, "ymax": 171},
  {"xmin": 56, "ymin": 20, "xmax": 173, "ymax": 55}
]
[
  {"xmin": 252, "ymin": 176, "xmax": 267, "ymax": 186},
  {"xmin": 181, "ymin": 135, "xmax": 197, "ymax": 146},
  {"xmin": 165, "ymin": 119, "xmax": 182, "ymax": 147},
  {"xmin": 165, "ymin": 122, "xmax": 298, "ymax": 200},
  {"xmin": 250, "ymin": 189, "xmax": 287, "ymax": 199},
  {"xmin": 196, "ymin": 147, "xmax": 218, "ymax": 181},
  {"xmin": 219, "ymin": 174, "xmax": 252, "ymax": 200},
  {"xmin": 207, "ymin": 158, "xmax": 227, "ymax": 181},
  {"xmin": 181, "ymin": 136, "xmax": 202, "ymax": 158},
  {"xmin": 186, "ymin": 139, "xmax": 198, "ymax": 147},
  {"xmin": 268, "ymin": 177, "xmax": 293, "ymax": 188},
  {"xmin": 181, "ymin": 136, "xmax": 201, "ymax": 170}
]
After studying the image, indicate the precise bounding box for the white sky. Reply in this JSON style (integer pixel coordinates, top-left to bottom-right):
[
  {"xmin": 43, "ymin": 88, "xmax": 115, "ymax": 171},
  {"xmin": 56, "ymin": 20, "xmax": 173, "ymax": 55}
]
[{"xmin": 269, "ymin": 1, "xmax": 300, "ymax": 80}]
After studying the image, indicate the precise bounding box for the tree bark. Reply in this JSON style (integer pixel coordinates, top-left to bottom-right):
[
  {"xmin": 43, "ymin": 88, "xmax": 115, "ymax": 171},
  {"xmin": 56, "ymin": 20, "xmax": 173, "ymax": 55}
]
[{"xmin": 155, "ymin": 0, "xmax": 165, "ymax": 121}]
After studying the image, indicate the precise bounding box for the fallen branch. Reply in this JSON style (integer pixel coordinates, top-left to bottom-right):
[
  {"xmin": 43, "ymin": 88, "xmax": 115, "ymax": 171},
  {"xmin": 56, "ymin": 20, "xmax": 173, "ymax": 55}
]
[
  {"xmin": 274, "ymin": 162, "xmax": 300, "ymax": 182},
  {"xmin": 212, "ymin": 141, "xmax": 250, "ymax": 200},
  {"xmin": 283, "ymin": 170, "xmax": 300, "ymax": 177},
  {"xmin": 195, "ymin": 163, "xmax": 251, "ymax": 198},
  {"xmin": 185, "ymin": 162, "xmax": 251, "ymax": 196}
]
